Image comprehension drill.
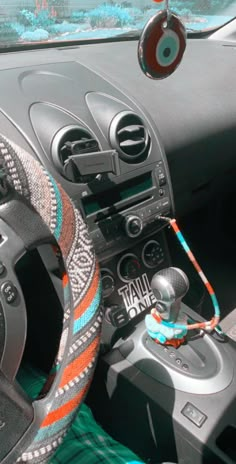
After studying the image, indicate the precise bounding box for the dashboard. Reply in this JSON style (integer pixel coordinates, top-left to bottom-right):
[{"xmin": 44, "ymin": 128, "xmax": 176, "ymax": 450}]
[
  {"xmin": 0, "ymin": 38, "xmax": 235, "ymax": 214},
  {"xmin": 0, "ymin": 37, "xmax": 236, "ymax": 342}
]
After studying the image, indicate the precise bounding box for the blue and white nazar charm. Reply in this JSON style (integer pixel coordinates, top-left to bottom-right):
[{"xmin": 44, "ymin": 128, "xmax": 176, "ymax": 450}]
[{"xmin": 138, "ymin": 0, "xmax": 186, "ymax": 80}]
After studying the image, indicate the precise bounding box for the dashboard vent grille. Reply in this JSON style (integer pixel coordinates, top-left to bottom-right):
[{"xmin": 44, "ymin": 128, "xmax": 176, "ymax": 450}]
[
  {"xmin": 52, "ymin": 125, "xmax": 99, "ymax": 182},
  {"xmin": 110, "ymin": 111, "xmax": 150, "ymax": 163}
]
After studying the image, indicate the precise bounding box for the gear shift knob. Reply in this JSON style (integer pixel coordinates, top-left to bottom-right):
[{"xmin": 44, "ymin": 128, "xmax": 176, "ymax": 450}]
[{"xmin": 151, "ymin": 267, "xmax": 189, "ymax": 322}]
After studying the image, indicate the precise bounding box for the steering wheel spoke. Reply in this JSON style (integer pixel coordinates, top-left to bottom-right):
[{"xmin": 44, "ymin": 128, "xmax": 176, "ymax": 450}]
[{"xmin": 0, "ymin": 219, "xmax": 27, "ymax": 382}]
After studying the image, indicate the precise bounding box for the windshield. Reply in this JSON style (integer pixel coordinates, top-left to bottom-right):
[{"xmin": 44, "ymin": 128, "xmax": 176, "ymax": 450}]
[{"xmin": 0, "ymin": 1, "xmax": 235, "ymax": 47}]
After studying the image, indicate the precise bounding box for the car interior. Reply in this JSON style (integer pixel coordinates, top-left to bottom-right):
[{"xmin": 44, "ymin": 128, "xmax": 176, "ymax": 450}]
[{"xmin": 0, "ymin": 5, "xmax": 236, "ymax": 464}]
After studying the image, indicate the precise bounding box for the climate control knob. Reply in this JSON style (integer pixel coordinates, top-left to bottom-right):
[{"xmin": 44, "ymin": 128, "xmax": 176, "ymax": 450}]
[{"xmin": 124, "ymin": 215, "xmax": 143, "ymax": 238}]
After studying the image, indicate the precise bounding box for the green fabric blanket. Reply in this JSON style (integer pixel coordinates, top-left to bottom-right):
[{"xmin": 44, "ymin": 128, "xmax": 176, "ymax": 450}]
[{"xmin": 17, "ymin": 365, "xmax": 144, "ymax": 464}]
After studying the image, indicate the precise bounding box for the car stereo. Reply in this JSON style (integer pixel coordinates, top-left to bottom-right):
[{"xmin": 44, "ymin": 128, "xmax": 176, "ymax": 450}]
[{"xmin": 80, "ymin": 160, "xmax": 172, "ymax": 260}]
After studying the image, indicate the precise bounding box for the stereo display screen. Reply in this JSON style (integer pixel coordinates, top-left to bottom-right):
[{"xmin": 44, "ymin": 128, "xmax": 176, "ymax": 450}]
[{"xmin": 82, "ymin": 172, "xmax": 153, "ymax": 216}]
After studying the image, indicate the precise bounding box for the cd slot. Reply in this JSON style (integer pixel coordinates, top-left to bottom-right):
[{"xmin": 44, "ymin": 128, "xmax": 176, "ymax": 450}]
[
  {"xmin": 82, "ymin": 172, "xmax": 153, "ymax": 216},
  {"xmin": 95, "ymin": 195, "xmax": 153, "ymax": 222}
]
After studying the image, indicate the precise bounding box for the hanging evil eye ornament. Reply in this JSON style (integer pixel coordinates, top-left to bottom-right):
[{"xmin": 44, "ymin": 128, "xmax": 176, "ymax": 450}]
[{"xmin": 138, "ymin": 0, "xmax": 186, "ymax": 79}]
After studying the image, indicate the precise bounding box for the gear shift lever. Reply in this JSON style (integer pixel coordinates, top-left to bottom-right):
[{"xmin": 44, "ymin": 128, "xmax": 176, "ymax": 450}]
[
  {"xmin": 151, "ymin": 267, "xmax": 189, "ymax": 323},
  {"xmin": 145, "ymin": 267, "xmax": 189, "ymax": 346},
  {"xmin": 145, "ymin": 218, "xmax": 221, "ymax": 346}
]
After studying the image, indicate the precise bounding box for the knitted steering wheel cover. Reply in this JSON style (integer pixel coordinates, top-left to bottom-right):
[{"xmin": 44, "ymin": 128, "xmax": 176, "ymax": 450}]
[{"xmin": 0, "ymin": 136, "xmax": 102, "ymax": 463}]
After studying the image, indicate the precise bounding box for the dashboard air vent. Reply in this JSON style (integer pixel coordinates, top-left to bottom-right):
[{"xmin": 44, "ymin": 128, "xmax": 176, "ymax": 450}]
[
  {"xmin": 109, "ymin": 111, "xmax": 150, "ymax": 163},
  {"xmin": 51, "ymin": 125, "xmax": 100, "ymax": 182}
]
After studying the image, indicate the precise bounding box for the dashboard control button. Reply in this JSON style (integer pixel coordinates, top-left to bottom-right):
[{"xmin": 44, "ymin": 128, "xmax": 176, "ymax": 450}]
[
  {"xmin": 159, "ymin": 188, "xmax": 164, "ymax": 197},
  {"xmin": 161, "ymin": 197, "xmax": 170, "ymax": 211},
  {"xmin": 110, "ymin": 306, "xmax": 129, "ymax": 328},
  {"xmin": 158, "ymin": 173, "xmax": 166, "ymax": 186},
  {"xmin": 130, "ymin": 219, "xmax": 141, "ymax": 235},
  {"xmin": 105, "ymin": 304, "xmax": 129, "ymax": 328},
  {"xmin": 155, "ymin": 166, "xmax": 166, "ymax": 185},
  {"xmin": 154, "ymin": 202, "xmax": 161, "ymax": 212},
  {"xmin": 139, "ymin": 209, "xmax": 146, "ymax": 220},
  {"xmin": 146, "ymin": 204, "xmax": 160, "ymax": 219},
  {"xmin": 142, "ymin": 240, "xmax": 165, "ymax": 268},
  {"xmin": 1, "ymin": 281, "xmax": 18, "ymax": 305},
  {"xmin": 124, "ymin": 215, "xmax": 143, "ymax": 238},
  {"xmin": 0, "ymin": 262, "xmax": 5, "ymax": 276},
  {"xmin": 181, "ymin": 403, "xmax": 207, "ymax": 428}
]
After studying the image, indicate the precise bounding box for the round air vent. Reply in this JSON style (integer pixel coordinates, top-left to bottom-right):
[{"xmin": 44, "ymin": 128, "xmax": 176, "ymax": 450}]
[
  {"xmin": 109, "ymin": 111, "xmax": 150, "ymax": 163},
  {"xmin": 51, "ymin": 125, "xmax": 100, "ymax": 182}
]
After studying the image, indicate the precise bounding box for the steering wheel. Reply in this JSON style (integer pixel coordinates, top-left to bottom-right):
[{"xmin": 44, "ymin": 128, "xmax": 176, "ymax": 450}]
[{"xmin": 0, "ymin": 135, "xmax": 102, "ymax": 464}]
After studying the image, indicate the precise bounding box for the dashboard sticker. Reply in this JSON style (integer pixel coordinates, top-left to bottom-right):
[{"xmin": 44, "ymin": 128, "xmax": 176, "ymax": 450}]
[{"xmin": 118, "ymin": 273, "xmax": 156, "ymax": 319}]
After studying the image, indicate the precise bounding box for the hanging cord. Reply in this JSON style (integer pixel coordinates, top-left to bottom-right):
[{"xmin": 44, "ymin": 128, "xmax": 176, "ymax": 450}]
[
  {"xmin": 165, "ymin": 0, "xmax": 171, "ymax": 26},
  {"xmin": 156, "ymin": 216, "xmax": 220, "ymax": 332}
]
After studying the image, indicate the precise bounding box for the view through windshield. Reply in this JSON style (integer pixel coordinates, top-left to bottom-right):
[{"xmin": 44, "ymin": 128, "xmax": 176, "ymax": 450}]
[{"xmin": 0, "ymin": 1, "xmax": 235, "ymax": 47}]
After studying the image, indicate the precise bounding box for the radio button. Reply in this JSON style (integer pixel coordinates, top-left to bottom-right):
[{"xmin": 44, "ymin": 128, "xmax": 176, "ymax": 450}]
[
  {"xmin": 154, "ymin": 202, "xmax": 161, "ymax": 213},
  {"xmin": 139, "ymin": 209, "xmax": 146, "ymax": 220},
  {"xmin": 159, "ymin": 174, "xmax": 166, "ymax": 187},
  {"xmin": 161, "ymin": 197, "xmax": 170, "ymax": 211},
  {"xmin": 145, "ymin": 203, "xmax": 161, "ymax": 221},
  {"xmin": 147, "ymin": 204, "xmax": 157, "ymax": 217}
]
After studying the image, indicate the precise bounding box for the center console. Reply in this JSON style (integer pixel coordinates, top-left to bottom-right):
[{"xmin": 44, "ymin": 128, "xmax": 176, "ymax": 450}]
[
  {"xmin": 94, "ymin": 252, "xmax": 236, "ymax": 464},
  {"xmin": 91, "ymin": 197, "xmax": 236, "ymax": 464},
  {"xmin": 88, "ymin": 152, "xmax": 236, "ymax": 464},
  {"xmin": 97, "ymin": 307, "xmax": 236, "ymax": 464}
]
